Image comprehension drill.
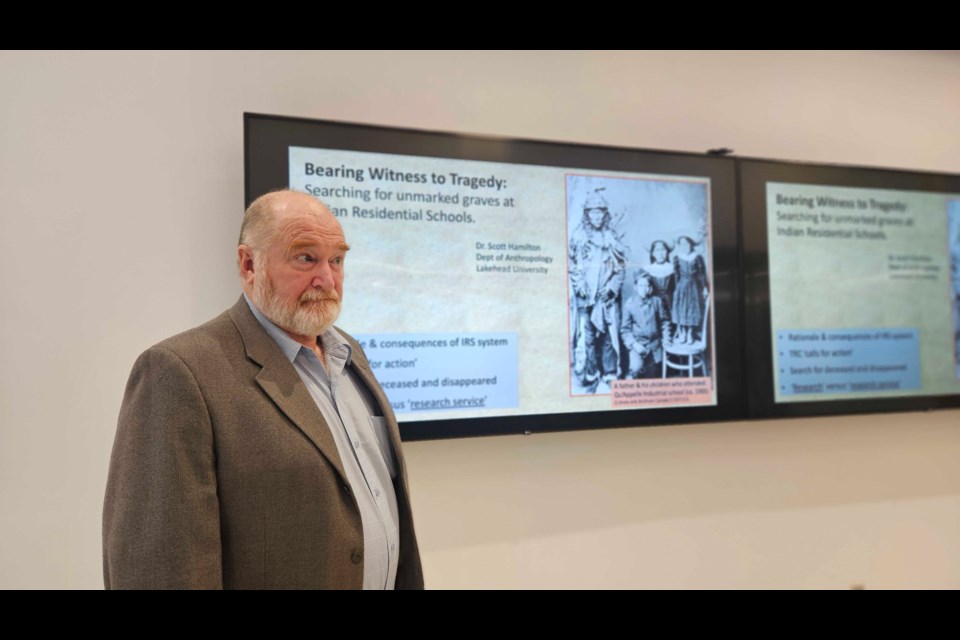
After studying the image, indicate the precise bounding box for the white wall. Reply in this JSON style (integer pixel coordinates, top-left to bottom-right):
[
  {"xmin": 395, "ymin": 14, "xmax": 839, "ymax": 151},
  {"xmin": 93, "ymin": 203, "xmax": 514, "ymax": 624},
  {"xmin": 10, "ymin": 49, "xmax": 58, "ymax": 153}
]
[{"xmin": 1, "ymin": 50, "xmax": 958, "ymax": 589}]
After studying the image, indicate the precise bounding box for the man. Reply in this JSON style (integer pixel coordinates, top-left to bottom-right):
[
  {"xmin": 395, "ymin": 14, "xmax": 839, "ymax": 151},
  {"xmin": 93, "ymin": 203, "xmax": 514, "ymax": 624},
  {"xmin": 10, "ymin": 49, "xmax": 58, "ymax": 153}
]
[
  {"xmin": 568, "ymin": 188, "xmax": 626, "ymax": 389},
  {"xmin": 103, "ymin": 190, "xmax": 423, "ymax": 589}
]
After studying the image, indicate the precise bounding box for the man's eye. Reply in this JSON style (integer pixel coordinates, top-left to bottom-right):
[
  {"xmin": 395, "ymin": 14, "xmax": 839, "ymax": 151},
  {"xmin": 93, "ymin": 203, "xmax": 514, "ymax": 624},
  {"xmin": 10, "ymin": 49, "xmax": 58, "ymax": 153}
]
[
  {"xmin": 296, "ymin": 255, "xmax": 315, "ymax": 263},
  {"xmin": 332, "ymin": 256, "xmax": 343, "ymax": 266}
]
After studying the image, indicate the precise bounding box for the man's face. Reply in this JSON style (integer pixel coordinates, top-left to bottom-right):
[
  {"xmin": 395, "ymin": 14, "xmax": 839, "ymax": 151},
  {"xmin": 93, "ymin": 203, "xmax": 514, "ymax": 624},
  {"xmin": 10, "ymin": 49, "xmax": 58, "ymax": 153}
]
[
  {"xmin": 245, "ymin": 194, "xmax": 348, "ymax": 340},
  {"xmin": 586, "ymin": 207, "xmax": 606, "ymax": 229}
]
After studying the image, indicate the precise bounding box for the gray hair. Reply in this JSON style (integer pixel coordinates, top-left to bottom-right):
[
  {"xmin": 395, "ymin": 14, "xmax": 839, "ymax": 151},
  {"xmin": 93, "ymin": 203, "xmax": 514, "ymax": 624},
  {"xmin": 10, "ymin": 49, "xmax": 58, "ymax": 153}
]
[{"xmin": 239, "ymin": 189, "xmax": 294, "ymax": 252}]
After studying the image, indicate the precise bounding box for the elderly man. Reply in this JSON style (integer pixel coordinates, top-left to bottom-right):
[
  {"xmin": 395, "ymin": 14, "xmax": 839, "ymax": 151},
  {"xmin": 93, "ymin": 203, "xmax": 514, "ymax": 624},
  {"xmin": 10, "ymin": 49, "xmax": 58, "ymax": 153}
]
[{"xmin": 103, "ymin": 190, "xmax": 423, "ymax": 589}]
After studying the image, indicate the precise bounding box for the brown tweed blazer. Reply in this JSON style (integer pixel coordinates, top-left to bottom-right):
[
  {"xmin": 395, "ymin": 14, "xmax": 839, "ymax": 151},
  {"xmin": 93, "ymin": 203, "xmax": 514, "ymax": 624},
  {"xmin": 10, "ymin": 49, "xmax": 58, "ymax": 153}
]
[{"xmin": 103, "ymin": 296, "xmax": 423, "ymax": 589}]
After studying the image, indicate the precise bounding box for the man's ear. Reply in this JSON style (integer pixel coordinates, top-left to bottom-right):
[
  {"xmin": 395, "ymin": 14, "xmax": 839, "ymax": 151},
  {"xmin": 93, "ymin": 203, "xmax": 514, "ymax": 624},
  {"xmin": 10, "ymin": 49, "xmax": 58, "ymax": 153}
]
[{"xmin": 238, "ymin": 245, "xmax": 256, "ymax": 287}]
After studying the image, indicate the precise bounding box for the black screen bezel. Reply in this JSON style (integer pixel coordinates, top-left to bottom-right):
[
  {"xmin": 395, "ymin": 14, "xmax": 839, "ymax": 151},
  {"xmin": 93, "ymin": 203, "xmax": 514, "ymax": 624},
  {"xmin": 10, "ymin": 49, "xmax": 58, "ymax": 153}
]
[
  {"xmin": 245, "ymin": 113, "xmax": 746, "ymax": 440},
  {"xmin": 740, "ymin": 158, "xmax": 960, "ymax": 419}
]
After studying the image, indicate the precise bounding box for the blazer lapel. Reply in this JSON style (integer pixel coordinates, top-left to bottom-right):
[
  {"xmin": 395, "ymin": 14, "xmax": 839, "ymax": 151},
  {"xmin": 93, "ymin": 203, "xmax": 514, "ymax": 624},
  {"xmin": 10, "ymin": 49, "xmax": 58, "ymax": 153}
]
[
  {"xmin": 228, "ymin": 296, "xmax": 348, "ymax": 484},
  {"xmin": 340, "ymin": 332, "xmax": 410, "ymax": 484}
]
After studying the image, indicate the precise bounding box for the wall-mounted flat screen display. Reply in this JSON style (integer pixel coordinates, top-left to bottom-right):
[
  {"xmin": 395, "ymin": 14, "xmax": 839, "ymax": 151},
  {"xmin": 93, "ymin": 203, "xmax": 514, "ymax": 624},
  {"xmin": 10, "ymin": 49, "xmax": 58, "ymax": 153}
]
[
  {"xmin": 741, "ymin": 159, "xmax": 960, "ymax": 417},
  {"xmin": 246, "ymin": 114, "xmax": 744, "ymax": 438}
]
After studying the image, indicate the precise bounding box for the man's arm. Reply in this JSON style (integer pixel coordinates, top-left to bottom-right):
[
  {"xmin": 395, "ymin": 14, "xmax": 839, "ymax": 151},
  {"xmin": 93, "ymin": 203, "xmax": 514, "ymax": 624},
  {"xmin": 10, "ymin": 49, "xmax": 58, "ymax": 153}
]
[
  {"xmin": 568, "ymin": 234, "xmax": 587, "ymax": 299},
  {"xmin": 603, "ymin": 236, "xmax": 627, "ymax": 300},
  {"xmin": 103, "ymin": 345, "xmax": 222, "ymax": 589}
]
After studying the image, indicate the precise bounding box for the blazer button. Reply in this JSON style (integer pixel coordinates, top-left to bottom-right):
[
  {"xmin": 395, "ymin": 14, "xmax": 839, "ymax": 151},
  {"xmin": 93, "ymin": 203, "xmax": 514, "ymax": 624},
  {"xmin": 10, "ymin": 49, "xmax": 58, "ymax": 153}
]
[{"xmin": 351, "ymin": 549, "xmax": 363, "ymax": 564}]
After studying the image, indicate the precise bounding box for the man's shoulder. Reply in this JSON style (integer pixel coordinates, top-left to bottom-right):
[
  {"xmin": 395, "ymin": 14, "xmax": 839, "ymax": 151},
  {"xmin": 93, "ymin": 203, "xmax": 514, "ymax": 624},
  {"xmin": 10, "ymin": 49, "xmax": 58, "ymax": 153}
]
[
  {"xmin": 153, "ymin": 309, "xmax": 236, "ymax": 352},
  {"xmin": 136, "ymin": 304, "xmax": 249, "ymax": 374},
  {"xmin": 569, "ymin": 225, "xmax": 591, "ymax": 245}
]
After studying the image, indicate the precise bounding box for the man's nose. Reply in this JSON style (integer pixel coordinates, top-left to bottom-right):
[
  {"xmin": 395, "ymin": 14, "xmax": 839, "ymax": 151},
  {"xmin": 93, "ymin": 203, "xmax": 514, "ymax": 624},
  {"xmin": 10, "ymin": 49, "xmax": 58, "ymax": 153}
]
[{"xmin": 311, "ymin": 263, "xmax": 336, "ymax": 290}]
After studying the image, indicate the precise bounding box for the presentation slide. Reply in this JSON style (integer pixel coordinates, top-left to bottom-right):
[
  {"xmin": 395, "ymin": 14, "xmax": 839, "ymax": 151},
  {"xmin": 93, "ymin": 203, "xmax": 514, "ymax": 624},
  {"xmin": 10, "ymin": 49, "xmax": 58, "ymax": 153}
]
[
  {"xmin": 767, "ymin": 183, "xmax": 960, "ymax": 402},
  {"xmin": 289, "ymin": 147, "xmax": 719, "ymax": 422}
]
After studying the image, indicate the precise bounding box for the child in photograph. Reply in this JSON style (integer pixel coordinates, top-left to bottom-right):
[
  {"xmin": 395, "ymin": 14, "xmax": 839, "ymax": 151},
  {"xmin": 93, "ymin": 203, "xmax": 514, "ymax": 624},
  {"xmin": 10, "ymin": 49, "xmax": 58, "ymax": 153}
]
[
  {"xmin": 644, "ymin": 239, "xmax": 675, "ymax": 322},
  {"xmin": 671, "ymin": 235, "xmax": 708, "ymax": 345},
  {"xmin": 621, "ymin": 272, "xmax": 669, "ymax": 378}
]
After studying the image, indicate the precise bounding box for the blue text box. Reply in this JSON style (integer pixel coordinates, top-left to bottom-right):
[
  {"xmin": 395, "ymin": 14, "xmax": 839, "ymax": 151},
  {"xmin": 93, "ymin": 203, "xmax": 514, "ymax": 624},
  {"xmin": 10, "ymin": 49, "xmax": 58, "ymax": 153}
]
[
  {"xmin": 776, "ymin": 328, "xmax": 920, "ymax": 397},
  {"xmin": 353, "ymin": 332, "xmax": 519, "ymax": 414}
]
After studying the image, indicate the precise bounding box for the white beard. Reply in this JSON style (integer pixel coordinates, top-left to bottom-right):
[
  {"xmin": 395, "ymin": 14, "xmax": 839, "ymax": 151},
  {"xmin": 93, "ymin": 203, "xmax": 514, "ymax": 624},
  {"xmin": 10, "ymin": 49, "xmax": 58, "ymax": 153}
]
[{"xmin": 252, "ymin": 265, "xmax": 341, "ymax": 338}]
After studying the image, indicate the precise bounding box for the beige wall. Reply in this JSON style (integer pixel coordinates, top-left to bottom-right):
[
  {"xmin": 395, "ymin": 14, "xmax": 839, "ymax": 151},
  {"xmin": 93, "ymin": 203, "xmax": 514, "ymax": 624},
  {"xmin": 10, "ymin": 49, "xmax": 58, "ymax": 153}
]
[{"xmin": 1, "ymin": 51, "xmax": 958, "ymax": 589}]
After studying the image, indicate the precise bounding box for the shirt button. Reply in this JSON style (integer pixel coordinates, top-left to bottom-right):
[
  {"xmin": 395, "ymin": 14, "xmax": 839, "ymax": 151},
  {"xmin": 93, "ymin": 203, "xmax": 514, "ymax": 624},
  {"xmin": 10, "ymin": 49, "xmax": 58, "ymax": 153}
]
[
  {"xmin": 374, "ymin": 489, "xmax": 381, "ymax": 498},
  {"xmin": 351, "ymin": 549, "xmax": 363, "ymax": 564},
  {"xmin": 391, "ymin": 543, "xmax": 396, "ymax": 552},
  {"xmin": 341, "ymin": 484, "xmax": 351, "ymax": 495},
  {"xmin": 354, "ymin": 440, "xmax": 360, "ymax": 449}
]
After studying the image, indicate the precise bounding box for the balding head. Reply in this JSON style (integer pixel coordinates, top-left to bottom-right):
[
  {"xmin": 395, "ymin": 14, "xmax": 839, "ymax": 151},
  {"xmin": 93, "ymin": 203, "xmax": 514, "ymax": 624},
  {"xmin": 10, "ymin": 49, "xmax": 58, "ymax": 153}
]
[{"xmin": 240, "ymin": 189, "xmax": 342, "ymax": 253}]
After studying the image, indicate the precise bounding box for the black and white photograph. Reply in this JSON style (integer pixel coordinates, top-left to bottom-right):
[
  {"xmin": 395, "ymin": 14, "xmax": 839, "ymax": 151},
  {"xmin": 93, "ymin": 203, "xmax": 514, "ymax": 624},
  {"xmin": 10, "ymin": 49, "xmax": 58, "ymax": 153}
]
[{"xmin": 566, "ymin": 174, "xmax": 715, "ymax": 396}]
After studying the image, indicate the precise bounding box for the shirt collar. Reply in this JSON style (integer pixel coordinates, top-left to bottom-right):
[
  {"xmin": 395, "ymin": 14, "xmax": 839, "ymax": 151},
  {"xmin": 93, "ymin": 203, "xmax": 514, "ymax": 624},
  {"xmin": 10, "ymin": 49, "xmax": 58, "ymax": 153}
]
[{"xmin": 243, "ymin": 293, "xmax": 353, "ymax": 365}]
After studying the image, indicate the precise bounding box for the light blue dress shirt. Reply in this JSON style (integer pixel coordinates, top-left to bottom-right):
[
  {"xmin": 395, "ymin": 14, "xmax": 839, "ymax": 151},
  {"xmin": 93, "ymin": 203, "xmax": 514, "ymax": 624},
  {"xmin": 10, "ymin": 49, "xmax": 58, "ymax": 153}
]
[{"xmin": 245, "ymin": 295, "xmax": 400, "ymax": 589}]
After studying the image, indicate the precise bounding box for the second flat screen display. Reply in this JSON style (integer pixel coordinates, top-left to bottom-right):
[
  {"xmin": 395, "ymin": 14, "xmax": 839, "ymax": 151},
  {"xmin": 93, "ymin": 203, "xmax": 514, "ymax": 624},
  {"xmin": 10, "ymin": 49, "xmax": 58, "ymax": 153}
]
[{"xmin": 742, "ymin": 159, "xmax": 960, "ymax": 416}]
